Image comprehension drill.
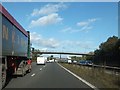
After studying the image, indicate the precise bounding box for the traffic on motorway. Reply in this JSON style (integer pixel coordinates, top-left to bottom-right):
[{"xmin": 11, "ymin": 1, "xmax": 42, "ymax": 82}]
[
  {"xmin": 3, "ymin": 61, "xmax": 94, "ymax": 89},
  {"xmin": 0, "ymin": 2, "xmax": 119, "ymax": 90}
]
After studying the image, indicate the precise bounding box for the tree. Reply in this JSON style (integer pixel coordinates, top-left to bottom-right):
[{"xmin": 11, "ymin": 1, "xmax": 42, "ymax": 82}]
[
  {"xmin": 86, "ymin": 51, "xmax": 94, "ymax": 60},
  {"xmin": 32, "ymin": 49, "xmax": 42, "ymax": 61},
  {"xmin": 94, "ymin": 36, "xmax": 119, "ymax": 66}
]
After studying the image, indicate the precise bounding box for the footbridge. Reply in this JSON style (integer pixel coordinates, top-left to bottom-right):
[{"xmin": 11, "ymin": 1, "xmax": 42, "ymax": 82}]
[{"xmin": 32, "ymin": 51, "xmax": 94, "ymax": 56}]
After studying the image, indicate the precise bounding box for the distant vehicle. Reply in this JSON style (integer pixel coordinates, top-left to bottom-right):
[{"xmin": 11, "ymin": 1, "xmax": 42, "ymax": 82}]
[
  {"xmin": 68, "ymin": 60, "xmax": 72, "ymax": 64},
  {"xmin": 49, "ymin": 59, "xmax": 54, "ymax": 63},
  {"xmin": 79, "ymin": 60, "xmax": 93, "ymax": 65},
  {"xmin": 37, "ymin": 56, "xmax": 46, "ymax": 65},
  {"xmin": 64, "ymin": 60, "xmax": 68, "ymax": 63},
  {"xmin": 73, "ymin": 60, "xmax": 77, "ymax": 64},
  {"xmin": 46, "ymin": 60, "xmax": 50, "ymax": 63},
  {"xmin": 87, "ymin": 60, "xmax": 93, "ymax": 65}
]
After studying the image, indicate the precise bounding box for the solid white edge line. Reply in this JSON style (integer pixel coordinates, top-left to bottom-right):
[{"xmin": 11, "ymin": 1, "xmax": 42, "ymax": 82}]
[{"xmin": 57, "ymin": 63, "xmax": 99, "ymax": 90}]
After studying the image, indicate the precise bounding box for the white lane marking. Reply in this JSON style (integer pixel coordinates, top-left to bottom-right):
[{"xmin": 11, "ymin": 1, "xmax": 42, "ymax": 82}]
[
  {"xmin": 43, "ymin": 66, "xmax": 46, "ymax": 68},
  {"xmin": 31, "ymin": 73, "xmax": 35, "ymax": 77},
  {"xmin": 57, "ymin": 63, "xmax": 99, "ymax": 90},
  {"xmin": 40, "ymin": 68, "xmax": 42, "ymax": 71}
]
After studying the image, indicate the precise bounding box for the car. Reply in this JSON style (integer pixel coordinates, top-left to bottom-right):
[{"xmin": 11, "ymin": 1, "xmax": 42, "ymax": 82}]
[
  {"xmin": 49, "ymin": 59, "xmax": 54, "ymax": 63},
  {"xmin": 79, "ymin": 60, "xmax": 93, "ymax": 65},
  {"xmin": 73, "ymin": 60, "xmax": 77, "ymax": 64}
]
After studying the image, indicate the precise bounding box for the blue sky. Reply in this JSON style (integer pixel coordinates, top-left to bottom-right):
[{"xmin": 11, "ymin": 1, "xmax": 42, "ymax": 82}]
[{"xmin": 2, "ymin": 2, "xmax": 118, "ymax": 57}]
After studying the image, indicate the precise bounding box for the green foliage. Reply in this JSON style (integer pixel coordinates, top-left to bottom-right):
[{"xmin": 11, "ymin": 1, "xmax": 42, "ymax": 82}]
[
  {"xmin": 32, "ymin": 49, "xmax": 42, "ymax": 61},
  {"xmin": 99, "ymin": 36, "xmax": 118, "ymax": 52},
  {"xmin": 71, "ymin": 56, "xmax": 83, "ymax": 61},
  {"xmin": 47, "ymin": 55, "xmax": 54, "ymax": 60},
  {"xmin": 70, "ymin": 52, "xmax": 94, "ymax": 61},
  {"xmin": 94, "ymin": 36, "xmax": 119, "ymax": 67}
]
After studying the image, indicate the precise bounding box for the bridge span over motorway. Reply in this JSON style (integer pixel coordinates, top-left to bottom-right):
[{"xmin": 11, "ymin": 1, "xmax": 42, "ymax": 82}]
[{"xmin": 32, "ymin": 51, "xmax": 94, "ymax": 56}]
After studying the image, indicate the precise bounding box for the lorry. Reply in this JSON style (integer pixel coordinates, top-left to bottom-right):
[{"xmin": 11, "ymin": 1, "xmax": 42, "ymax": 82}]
[
  {"xmin": 37, "ymin": 56, "xmax": 46, "ymax": 65},
  {"xmin": 0, "ymin": 4, "xmax": 32, "ymax": 88}
]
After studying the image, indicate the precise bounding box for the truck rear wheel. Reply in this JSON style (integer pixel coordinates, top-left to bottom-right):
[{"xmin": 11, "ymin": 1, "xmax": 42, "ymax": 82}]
[{"xmin": 2, "ymin": 64, "xmax": 6, "ymax": 88}]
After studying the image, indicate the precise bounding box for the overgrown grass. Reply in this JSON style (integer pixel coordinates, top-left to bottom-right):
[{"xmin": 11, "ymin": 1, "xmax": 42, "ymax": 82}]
[{"xmin": 60, "ymin": 63, "xmax": 120, "ymax": 89}]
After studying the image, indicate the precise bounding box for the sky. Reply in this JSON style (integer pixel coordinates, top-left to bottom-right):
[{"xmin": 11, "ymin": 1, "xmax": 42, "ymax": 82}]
[
  {"xmin": 1, "ymin": 2, "xmax": 118, "ymax": 57},
  {"xmin": 1, "ymin": 0, "xmax": 120, "ymax": 2}
]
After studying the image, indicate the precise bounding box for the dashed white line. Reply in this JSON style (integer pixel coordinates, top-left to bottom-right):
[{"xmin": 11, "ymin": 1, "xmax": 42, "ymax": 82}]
[
  {"xmin": 31, "ymin": 73, "xmax": 35, "ymax": 77},
  {"xmin": 57, "ymin": 63, "xmax": 99, "ymax": 90},
  {"xmin": 43, "ymin": 66, "xmax": 46, "ymax": 68},
  {"xmin": 40, "ymin": 68, "xmax": 42, "ymax": 71}
]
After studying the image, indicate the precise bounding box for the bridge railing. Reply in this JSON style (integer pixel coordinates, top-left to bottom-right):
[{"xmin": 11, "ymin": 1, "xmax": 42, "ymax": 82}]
[{"xmin": 32, "ymin": 50, "xmax": 94, "ymax": 56}]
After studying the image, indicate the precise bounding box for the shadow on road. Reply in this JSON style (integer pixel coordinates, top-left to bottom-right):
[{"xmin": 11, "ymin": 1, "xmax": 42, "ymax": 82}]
[{"xmin": 2, "ymin": 74, "xmax": 22, "ymax": 89}]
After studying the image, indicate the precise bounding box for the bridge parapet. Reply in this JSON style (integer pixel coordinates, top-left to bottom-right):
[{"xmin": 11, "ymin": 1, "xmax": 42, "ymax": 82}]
[{"xmin": 32, "ymin": 51, "xmax": 94, "ymax": 56}]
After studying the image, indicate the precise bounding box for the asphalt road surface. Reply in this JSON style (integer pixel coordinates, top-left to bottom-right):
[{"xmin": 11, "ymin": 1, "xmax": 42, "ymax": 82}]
[{"xmin": 4, "ymin": 62, "xmax": 93, "ymax": 89}]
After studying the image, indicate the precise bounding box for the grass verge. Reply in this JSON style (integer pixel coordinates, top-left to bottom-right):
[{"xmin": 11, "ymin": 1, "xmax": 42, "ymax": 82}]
[{"xmin": 60, "ymin": 63, "xmax": 120, "ymax": 90}]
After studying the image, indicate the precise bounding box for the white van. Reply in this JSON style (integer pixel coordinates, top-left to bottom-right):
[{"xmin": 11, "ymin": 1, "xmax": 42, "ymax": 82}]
[
  {"xmin": 37, "ymin": 56, "xmax": 46, "ymax": 65},
  {"xmin": 68, "ymin": 60, "xmax": 72, "ymax": 64}
]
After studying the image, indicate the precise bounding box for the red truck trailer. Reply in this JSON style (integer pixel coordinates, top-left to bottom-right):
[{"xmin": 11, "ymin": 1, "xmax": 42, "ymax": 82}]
[{"xmin": 0, "ymin": 4, "xmax": 32, "ymax": 88}]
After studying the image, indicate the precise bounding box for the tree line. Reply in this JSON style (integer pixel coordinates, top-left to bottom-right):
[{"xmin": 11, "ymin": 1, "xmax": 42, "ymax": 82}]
[
  {"xmin": 93, "ymin": 36, "xmax": 120, "ymax": 67},
  {"xmin": 71, "ymin": 36, "xmax": 120, "ymax": 67}
]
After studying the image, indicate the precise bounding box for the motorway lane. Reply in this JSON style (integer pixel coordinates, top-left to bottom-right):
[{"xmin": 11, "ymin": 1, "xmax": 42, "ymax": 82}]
[
  {"xmin": 4, "ymin": 62, "xmax": 93, "ymax": 89},
  {"xmin": 4, "ymin": 62, "xmax": 44, "ymax": 88}
]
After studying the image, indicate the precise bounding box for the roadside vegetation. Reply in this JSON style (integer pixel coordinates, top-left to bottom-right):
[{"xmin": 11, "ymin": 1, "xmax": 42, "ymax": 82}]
[
  {"xmin": 59, "ymin": 36, "xmax": 120, "ymax": 89},
  {"xmin": 70, "ymin": 36, "xmax": 120, "ymax": 68},
  {"xmin": 60, "ymin": 63, "xmax": 120, "ymax": 89},
  {"xmin": 94, "ymin": 36, "xmax": 120, "ymax": 67}
]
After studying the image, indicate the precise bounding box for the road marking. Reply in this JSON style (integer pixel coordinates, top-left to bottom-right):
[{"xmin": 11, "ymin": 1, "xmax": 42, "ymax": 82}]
[
  {"xmin": 58, "ymin": 63, "xmax": 99, "ymax": 90},
  {"xmin": 40, "ymin": 68, "xmax": 42, "ymax": 71},
  {"xmin": 31, "ymin": 73, "xmax": 35, "ymax": 77},
  {"xmin": 43, "ymin": 66, "xmax": 46, "ymax": 68}
]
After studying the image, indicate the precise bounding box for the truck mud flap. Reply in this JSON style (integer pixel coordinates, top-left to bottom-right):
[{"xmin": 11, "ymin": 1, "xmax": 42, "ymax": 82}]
[{"xmin": 2, "ymin": 64, "xmax": 6, "ymax": 88}]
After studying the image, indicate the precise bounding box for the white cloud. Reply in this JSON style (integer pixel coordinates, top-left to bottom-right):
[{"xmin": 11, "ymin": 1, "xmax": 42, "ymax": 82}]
[
  {"xmin": 30, "ymin": 32, "xmax": 59, "ymax": 48},
  {"xmin": 80, "ymin": 26, "xmax": 93, "ymax": 32},
  {"xmin": 77, "ymin": 22, "xmax": 89, "ymax": 27},
  {"xmin": 61, "ymin": 27, "xmax": 81, "ymax": 33},
  {"xmin": 31, "ymin": 3, "xmax": 67, "ymax": 16},
  {"xmin": 29, "ymin": 13, "xmax": 63, "ymax": 27},
  {"xmin": 77, "ymin": 18, "xmax": 98, "ymax": 27},
  {"xmin": 31, "ymin": 9, "xmax": 40, "ymax": 17},
  {"xmin": 60, "ymin": 40, "xmax": 97, "ymax": 53},
  {"xmin": 88, "ymin": 18, "xmax": 98, "ymax": 22},
  {"xmin": 41, "ymin": 48, "xmax": 48, "ymax": 51},
  {"xmin": 28, "ymin": 3, "xmax": 67, "ymax": 28},
  {"xmin": 61, "ymin": 27, "xmax": 72, "ymax": 32},
  {"xmin": 76, "ymin": 18, "xmax": 99, "ymax": 32},
  {"xmin": 60, "ymin": 18, "xmax": 98, "ymax": 33},
  {"xmin": 30, "ymin": 32, "xmax": 97, "ymax": 53},
  {"xmin": 61, "ymin": 26, "xmax": 93, "ymax": 33}
]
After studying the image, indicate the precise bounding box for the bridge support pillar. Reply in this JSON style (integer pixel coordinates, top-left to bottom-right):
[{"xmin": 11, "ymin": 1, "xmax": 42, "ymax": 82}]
[{"xmin": 60, "ymin": 54, "xmax": 61, "ymax": 60}]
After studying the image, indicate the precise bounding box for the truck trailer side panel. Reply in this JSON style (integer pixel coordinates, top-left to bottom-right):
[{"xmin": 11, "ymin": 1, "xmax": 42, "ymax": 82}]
[{"xmin": 2, "ymin": 15, "xmax": 28, "ymax": 57}]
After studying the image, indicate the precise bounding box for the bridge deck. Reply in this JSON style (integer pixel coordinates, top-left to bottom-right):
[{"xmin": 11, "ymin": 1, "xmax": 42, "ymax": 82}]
[{"xmin": 32, "ymin": 51, "xmax": 94, "ymax": 56}]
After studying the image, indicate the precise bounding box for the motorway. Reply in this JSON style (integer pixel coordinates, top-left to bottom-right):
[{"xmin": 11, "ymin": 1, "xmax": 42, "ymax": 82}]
[{"xmin": 4, "ymin": 62, "xmax": 93, "ymax": 89}]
